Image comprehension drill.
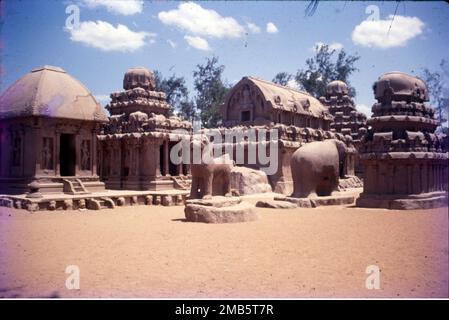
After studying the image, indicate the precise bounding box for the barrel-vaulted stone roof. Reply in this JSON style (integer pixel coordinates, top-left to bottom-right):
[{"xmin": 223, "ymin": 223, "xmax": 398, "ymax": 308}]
[{"xmin": 227, "ymin": 76, "xmax": 332, "ymax": 119}]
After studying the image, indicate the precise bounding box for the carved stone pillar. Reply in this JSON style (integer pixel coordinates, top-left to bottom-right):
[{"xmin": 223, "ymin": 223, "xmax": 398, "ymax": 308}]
[
  {"xmin": 155, "ymin": 140, "xmax": 162, "ymax": 177},
  {"xmin": 163, "ymin": 139, "xmax": 169, "ymax": 176},
  {"xmin": 92, "ymin": 129, "xmax": 97, "ymax": 176},
  {"xmin": 55, "ymin": 132, "xmax": 61, "ymax": 176}
]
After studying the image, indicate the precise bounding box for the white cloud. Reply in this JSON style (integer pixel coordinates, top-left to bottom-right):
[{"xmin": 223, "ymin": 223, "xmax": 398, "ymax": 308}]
[
  {"xmin": 312, "ymin": 41, "xmax": 343, "ymax": 52},
  {"xmin": 356, "ymin": 104, "xmax": 372, "ymax": 117},
  {"xmin": 167, "ymin": 39, "xmax": 177, "ymax": 48},
  {"xmin": 83, "ymin": 0, "xmax": 143, "ymax": 15},
  {"xmin": 68, "ymin": 20, "xmax": 154, "ymax": 52},
  {"xmin": 247, "ymin": 22, "xmax": 261, "ymax": 34},
  {"xmin": 266, "ymin": 22, "xmax": 278, "ymax": 34},
  {"xmin": 158, "ymin": 2, "xmax": 245, "ymax": 39},
  {"xmin": 184, "ymin": 35, "xmax": 211, "ymax": 51},
  {"xmin": 352, "ymin": 15, "xmax": 424, "ymax": 49}
]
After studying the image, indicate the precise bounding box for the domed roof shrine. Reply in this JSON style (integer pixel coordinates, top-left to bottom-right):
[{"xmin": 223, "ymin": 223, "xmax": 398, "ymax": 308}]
[{"xmin": 0, "ymin": 65, "xmax": 108, "ymax": 195}]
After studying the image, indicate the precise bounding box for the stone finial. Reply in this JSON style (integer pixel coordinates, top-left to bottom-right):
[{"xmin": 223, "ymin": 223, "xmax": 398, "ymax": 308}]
[
  {"xmin": 326, "ymin": 80, "xmax": 349, "ymax": 98},
  {"xmin": 26, "ymin": 181, "xmax": 43, "ymax": 198},
  {"xmin": 123, "ymin": 67, "xmax": 155, "ymax": 90},
  {"xmin": 373, "ymin": 71, "xmax": 429, "ymax": 103}
]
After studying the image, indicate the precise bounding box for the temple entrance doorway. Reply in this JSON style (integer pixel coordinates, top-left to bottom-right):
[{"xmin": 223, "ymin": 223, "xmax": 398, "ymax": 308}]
[{"xmin": 60, "ymin": 134, "xmax": 76, "ymax": 176}]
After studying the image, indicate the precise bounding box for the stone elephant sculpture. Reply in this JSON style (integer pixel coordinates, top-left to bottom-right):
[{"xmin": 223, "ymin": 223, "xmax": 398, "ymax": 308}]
[
  {"xmin": 189, "ymin": 138, "xmax": 234, "ymax": 199},
  {"xmin": 290, "ymin": 139, "xmax": 347, "ymax": 198}
]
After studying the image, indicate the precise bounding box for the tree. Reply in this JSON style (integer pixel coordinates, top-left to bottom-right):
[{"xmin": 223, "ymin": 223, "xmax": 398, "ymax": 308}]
[
  {"xmin": 295, "ymin": 44, "xmax": 360, "ymax": 98},
  {"xmin": 421, "ymin": 59, "xmax": 449, "ymax": 134},
  {"xmin": 154, "ymin": 70, "xmax": 196, "ymax": 121},
  {"xmin": 272, "ymin": 72, "xmax": 293, "ymax": 86},
  {"xmin": 178, "ymin": 99, "xmax": 197, "ymax": 123},
  {"xmin": 193, "ymin": 56, "xmax": 230, "ymax": 128}
]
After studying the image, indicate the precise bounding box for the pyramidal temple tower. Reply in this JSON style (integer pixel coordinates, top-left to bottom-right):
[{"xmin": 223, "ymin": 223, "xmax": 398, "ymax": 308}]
[
  {"xmin": 356, "ymin": 71, "xmax": 448, "ymax": 209},
  {"xmin": 319, "ymin": 80, "xmax": 367, "ymax": 141},
  {"xmin": 98, "ymin": 67, "xmax": 192, "ymax": 191},
  {"xmin": 319, "ymin": 80, "xmax": 367, "ymax": 176}
]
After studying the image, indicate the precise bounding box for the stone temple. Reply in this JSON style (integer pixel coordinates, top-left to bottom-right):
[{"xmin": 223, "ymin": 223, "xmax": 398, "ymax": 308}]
[
  {"xmin": 0, "ymin": 64, "xmax": 446, "ymax": 212},
  {"xmin": 212, "ymin": 76, "xmax": 356, "ymax": 194},
  {"xmin": 319, "ymin": 80, "xmax": 367, "ymax": 176},
  {"xmin": 319, "ymin": 80, "xmax": 367, "ymax": 141},
  {"xmin": 98, "ymin": 67, "xmax": 192, "ymax": 191},
  {"xmin": 356, "ymin": 71, "xmax": 448, "ymax": 209},
  {"xmin": 0, "ymin": 65, "xmax": 108, "ymax": 195}
]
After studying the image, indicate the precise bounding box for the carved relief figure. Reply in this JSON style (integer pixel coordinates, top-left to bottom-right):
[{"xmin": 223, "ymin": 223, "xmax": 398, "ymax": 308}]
[
  {"xmin": 12, "ymin": 134, "xmax": 22, "ymax": 166},
  {"xmin": 81, "ymin": 140, "xmax": 91, "ymax": 170},
  {"xmin": 42, "ymin": 137, "xmax": 53, "ymax": 170}
]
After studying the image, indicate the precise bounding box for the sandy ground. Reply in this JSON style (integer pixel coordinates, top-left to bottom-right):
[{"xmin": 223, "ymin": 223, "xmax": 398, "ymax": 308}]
[{"xmin": 0, "ymin": 196, "xmax": 448, "ymax": 298}]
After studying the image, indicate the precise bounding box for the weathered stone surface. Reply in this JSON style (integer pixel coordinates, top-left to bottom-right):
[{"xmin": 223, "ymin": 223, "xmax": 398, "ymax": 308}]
[
  {"xmin": 0, "ymin": 65, "xmax": 107, "ymax": 121},
  {"xmin": 117, "ymin": 197, "xmax": 126, "ymax": 206},
  {"xmin": 290, "ymin": 139, "xmax": 346, "ymax": 198},
  {"xmin": 153, "ymin": 196, "xmax": 161, "ymax": 205},
  {"xmin": 161, "ymin": 195, "xmax": 173, "ymax": 206},
  {"xmin": 230, "ymin": 166, "xmax": 272, "ymax": 195},
  {"xmin": 356, "ymin": 192, "xmax": 448, "ymax": 210},
  {"xmin": 27, "ymin": 203, "xmax": 39, "ymax": 212},
  {"xmin": 338, "ymin": 175, "xmax": 363, "ymax": 190},
  {"xmin": 99, "ymin": 66, "xmax": 192, "ymax": 194},
  {"xmin": 186, "ymin": 196, "xmax": 241, "ymax": 208},
  {"xmin": 0, "ymin": 65, "xmax": 107, "ymax": 196},
  {"xmin": 255, "ymin": 200, "xmax": 297, "ymax": 209},
  {"xmin": 184, "ymin": 201, "xmax": 257, "ymax": 223},
  {"xmin": 130, "ymin": 196, "xmax": 138, "ymax": 205},
  {"xmin": 63, "ymin": 199, "xmax": 73, "ymax": 210},
  {"xmin": 282, "ymin": 194, "xmax": 355, "ymax": 208},
  {"xmin": 48, "ymin": 200, "xmax": 56, "ymax": 211},
  {"xmin": 280, "ymin": 197, "xmax": 313, "ymax": 208},
  {"xmin": 0, "ymin": 198, "xmax": 13, "ymax": 208},
  {"xmin": 357, "ymin": 71, "xmax": 448, "ymax": 210},
  {"xmin": 86, "ymin": 198, "xmax": 101, "ymax": 210},
  {"xmin": 309, "ymin": 195, "xmax": 355, "ymax": 207},
  {"xmin": 78, "ymin": 199, "xmax": 86, "ymax": 209},
  {"xmin": 319, "ymin": 80, "xmax": 367, "ymax": 142},
  {"xmin": 190, "ymin": 138, "xmax": 234, "ymax": 199},
  {"xmin": 145, "ymin": 195, "xmax": 153, "ymax": 205}
]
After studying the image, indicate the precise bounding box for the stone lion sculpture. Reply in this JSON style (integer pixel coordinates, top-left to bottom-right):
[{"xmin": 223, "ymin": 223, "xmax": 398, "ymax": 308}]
[{"xmin": 189, "ymin": 137, "xmax": 234, "ymax": 199}]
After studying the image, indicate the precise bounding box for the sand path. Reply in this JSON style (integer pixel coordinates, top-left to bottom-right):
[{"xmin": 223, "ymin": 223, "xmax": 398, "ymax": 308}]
[{"xmin": 0, "ymin": 201, "xmax": 447, "ymax": 298}]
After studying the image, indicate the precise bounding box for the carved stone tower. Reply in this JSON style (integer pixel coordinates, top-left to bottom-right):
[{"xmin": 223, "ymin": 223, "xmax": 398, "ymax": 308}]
[
  {"xmin": 98, "ymin": 67, "xmax": 192, "ymax": 191},
  {"xmin": 356, "ymin": 72, "xmax": 448, "ymax": 209}
]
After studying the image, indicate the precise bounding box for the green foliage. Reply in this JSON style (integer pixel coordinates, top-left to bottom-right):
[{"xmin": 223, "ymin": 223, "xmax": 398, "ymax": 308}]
[
  {"xmin": 193, "ymin": 56, "xmax": 230, "ymax": 128},
  {"xmin": 154, "ymin": 70, "xmax": 196, "ymax": 121},
  {"xmin": 421, "ymin": 59, "xmax": 449, "ymax": 131},
  {"xmin": 272, "ymin": 72, "xmax": 293, "ymax": 86},
  {"xmin": 295, "ymin": 44, "xmax": 360, "ymax": 97}
]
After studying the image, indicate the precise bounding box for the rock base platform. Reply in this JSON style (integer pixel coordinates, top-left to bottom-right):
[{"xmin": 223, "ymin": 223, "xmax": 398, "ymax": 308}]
[
  {"xmin": 356, "ymin": 192, "xmax": 448, "ymax": 210},
  {"xmin": 255, "ymin": 200, "xmax": 297, "ymax": 209},
  {"xmin": 276, "ymin": 193, "xmax": 356, "ymax": 208},
  {"xmin": 184, "ymin": 196, "xmax": 258, "ymax": 223}
]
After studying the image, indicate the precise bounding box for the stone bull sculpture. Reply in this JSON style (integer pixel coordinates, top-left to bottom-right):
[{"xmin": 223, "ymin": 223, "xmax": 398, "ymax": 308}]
[
  {"xmin": 290, "ymin": 139, "xmax": 347, "ymax": 198},
  {"xmin": 189, "ymin": 138, "xmax": 234, "ymax": 199}
]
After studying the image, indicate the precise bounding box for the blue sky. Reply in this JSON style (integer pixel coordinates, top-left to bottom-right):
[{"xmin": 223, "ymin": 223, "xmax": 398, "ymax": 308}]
[{"xmin": 1, "ymin": 0, "xmax": 448, "ymax": 116}]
